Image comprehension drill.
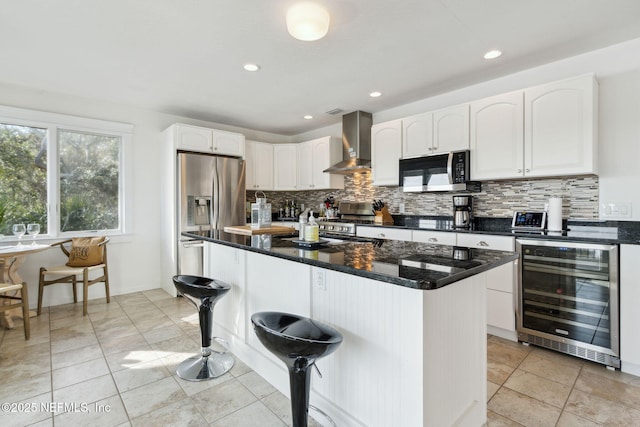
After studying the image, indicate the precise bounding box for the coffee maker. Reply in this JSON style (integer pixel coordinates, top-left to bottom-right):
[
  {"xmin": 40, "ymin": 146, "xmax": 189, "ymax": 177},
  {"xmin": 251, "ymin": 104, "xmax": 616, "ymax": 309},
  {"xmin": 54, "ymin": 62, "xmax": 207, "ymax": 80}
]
[{"xmin": 453, "ymin": 196, "xmax": 473, "ymax": 228}]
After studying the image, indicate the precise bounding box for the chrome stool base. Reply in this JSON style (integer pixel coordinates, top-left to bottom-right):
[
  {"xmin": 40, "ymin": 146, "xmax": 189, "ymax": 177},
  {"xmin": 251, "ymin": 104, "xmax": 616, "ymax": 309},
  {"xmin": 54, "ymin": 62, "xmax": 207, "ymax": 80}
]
[{"xmin": 176, "ymin": 352, "xmax": 234, "ymax": 381}]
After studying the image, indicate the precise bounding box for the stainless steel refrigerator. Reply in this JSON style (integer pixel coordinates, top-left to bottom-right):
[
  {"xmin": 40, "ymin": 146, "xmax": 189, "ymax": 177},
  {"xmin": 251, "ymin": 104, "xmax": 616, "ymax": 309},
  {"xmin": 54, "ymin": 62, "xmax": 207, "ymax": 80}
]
[{"xmin": 177, "ymin": 151, "xmax": 245, "ymax": 276}]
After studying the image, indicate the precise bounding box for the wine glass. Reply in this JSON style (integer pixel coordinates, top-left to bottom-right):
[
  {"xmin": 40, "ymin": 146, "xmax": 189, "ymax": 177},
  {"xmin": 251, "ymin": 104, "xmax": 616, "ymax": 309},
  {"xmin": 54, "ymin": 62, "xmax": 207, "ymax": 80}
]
[
  {"xmin": 12, "ymin": 223, "xmax": 26, "ymax": 245},
  {"xmin": 27, "ymin": 223, "xmax": 40, "ymax": 244}
]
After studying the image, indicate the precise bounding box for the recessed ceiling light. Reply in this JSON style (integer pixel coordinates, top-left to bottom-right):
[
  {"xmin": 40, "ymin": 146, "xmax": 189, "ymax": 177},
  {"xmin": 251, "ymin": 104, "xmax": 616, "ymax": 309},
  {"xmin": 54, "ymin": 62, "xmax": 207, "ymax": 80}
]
[
  {"xmin": 370, "ymin": 91, "xmax": 382, "ymax": 98},
  {"xmin": 243, "ymin": 63, "xmax": 260, "ymax": 71},
  {"xmin": 483, "ymin": 50, "xmax": 502, "ymax": 60},
  {"xmin": 303, "ymin": 115, "xmax": 313, "ymax": 120}
]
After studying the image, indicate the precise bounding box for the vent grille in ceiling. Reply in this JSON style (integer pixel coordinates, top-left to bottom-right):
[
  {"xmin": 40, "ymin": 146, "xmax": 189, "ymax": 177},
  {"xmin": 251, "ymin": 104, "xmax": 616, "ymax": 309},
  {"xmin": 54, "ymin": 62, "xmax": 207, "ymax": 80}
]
[{"xmin": 325, "ymin": 108, "xmax": 345, "ymax": 116}]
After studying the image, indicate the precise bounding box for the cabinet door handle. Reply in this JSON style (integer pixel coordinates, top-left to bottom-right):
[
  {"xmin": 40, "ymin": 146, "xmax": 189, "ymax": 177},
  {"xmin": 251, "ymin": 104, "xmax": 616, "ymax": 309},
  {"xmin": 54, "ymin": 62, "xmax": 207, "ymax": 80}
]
[
  {"xmin": 477, "ymin": 241, "xmax": 490, "ymax": 247},
  {"xmin": 517, "ymin": 169, "xmax": 523, "ymax": 173},
  {"xmin": 428, "ymin": 237, "xmax": 438, "ymax": 242},
  {"xmin": 378, "ymin": 233, "xmax": 386, "ymax": 238},
  {"xmin": 525, "ymin": 168, "xmax": 530, "ymax": 173}
]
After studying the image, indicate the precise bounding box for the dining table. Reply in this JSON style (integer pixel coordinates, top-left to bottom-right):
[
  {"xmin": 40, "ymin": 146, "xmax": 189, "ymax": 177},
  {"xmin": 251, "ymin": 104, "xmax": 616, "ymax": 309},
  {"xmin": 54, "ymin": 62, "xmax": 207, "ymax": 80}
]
[{"xmin": 0, "ymin": 242, "xmax": 51, "ymax": 329}]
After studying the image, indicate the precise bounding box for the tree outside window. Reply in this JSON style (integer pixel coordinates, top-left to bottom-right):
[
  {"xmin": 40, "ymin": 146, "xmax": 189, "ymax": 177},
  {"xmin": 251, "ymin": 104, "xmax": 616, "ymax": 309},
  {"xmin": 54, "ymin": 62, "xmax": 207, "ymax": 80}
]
[{"xmin": 0, "ymin": 111, "xmax": 128, "ymax": 238}]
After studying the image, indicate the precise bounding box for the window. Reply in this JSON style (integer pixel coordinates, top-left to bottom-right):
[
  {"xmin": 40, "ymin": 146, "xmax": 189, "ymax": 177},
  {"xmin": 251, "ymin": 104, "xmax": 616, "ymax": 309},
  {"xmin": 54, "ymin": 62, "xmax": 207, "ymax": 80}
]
[{"xmin": 0, "ymin": 105, "xmax": 132, "ymax": 238}]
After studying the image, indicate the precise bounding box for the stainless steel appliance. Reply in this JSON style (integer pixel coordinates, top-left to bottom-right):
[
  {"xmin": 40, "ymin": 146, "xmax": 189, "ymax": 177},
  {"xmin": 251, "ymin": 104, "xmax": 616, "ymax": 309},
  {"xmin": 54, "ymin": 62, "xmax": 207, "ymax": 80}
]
[
  {"xmin": 177, "ymin": 151, "xmax": 245, "ymax": 276},
  {"xmin": 516, "ymin": 239, "xmax": 620, "ymax": 368},
  {"xmin": 452, "ymin": 195, "xmax": 473, "ymax": 228},
  {"xmin": 399, "ymin": 150, "xmax": 481, "ymax": 192},
  {"xmin": 323, "ymin": 111, "xmax": 373, "ymax": 174},
  {"xmin": 317, "ymin": 202, "xmax": 376, "ymax": 240}
]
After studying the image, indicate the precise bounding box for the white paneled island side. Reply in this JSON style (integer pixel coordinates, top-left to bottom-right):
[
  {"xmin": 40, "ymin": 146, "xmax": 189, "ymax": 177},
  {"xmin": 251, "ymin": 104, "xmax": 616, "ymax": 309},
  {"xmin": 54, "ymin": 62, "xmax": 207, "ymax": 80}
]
[{"xmin": 187, "ymin": 231, "xmax": 518, "ymax": 427}]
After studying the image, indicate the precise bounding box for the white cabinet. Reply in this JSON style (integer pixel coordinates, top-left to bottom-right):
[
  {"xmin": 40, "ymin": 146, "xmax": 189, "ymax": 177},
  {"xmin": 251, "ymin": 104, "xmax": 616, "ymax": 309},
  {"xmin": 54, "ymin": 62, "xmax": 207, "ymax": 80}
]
[
  {"xmin": 412, "ymin": 230, "xmax": 457, "ymax": 246},
  {"xmin": 173, "ymin": 123, "xmax": 245, "ymax": 157},
  {"xmin": 485, "ymin": 262, "xmax": 517, "ymax": 340},
  {"xmin": 273, "ymin": 144, "xmax": 298, "ymax": 190},
  {"xmin": 371, "ymin": 119, "xmax": 402, "ymax": 186},
  {"xmin": 357, "ymin": 226, "xmax": 412, "ymax": 241},
  {"xmin": 621, "ymin": 244, "xmax": 640, "ymax": 376},
  {"xmin": 245, "ymin": 140, "xmax": 274, "ymax": 191},
  {"xmin": 297, "ymin": 136, "xmax": 344, "ymax": 190},
  {"xmin": 401, "ymin": 105, "xmax": 469, "ymax": 159},
  {"xmin": 457, "ymin": 233, "xmax": 516, "ymax": 341},
  {"xmin": 524, "ymin": 74, "xmax": 598, "ymax": 177},
  {"xmin": 471, "ymin": 74, "xmax": 598, "ymax": 180},
  {"xmin": 204, "ymin": 242, "xmax": 246, "ymax": 339},
  {"xmin": 470, "ymin": 91, "xmax": 524, "ymax": 180},
  {"xmin": 456, "ymin": 233, "xmax": 515, "ymax": 251},
  {"xmin": 402, "ymin": 112, "xmax": 433, "ymax": 158},
  {"xmin": 432, "ymin": 104, "xmax": 470, "ymax": 154}
]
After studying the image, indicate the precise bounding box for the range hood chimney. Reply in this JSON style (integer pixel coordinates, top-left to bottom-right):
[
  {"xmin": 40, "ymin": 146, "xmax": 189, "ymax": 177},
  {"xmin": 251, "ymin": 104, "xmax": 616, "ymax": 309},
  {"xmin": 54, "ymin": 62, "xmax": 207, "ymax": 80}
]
[{"xmin": 323, "ymin": 110, "xmax": 372, "ymax": 174}]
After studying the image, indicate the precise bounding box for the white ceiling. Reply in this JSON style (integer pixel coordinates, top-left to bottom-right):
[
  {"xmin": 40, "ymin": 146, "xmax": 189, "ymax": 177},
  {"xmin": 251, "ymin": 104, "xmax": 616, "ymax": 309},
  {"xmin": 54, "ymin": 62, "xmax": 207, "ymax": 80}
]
[{"xmin": 2, "ymin": 0, "xmax": 640, "ymax": 135}]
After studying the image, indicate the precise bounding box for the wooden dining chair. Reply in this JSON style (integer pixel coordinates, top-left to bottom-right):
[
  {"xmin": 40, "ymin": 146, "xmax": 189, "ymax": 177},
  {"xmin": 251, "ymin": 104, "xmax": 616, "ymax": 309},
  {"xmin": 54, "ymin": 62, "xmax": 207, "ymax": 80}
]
[
  {"xmin": 0, "ymin": 282, "xmax": 30, "ymax": 340},
  {"xmin": 37, "ymin": 237, "xmax": 110, "ymax": 316}
]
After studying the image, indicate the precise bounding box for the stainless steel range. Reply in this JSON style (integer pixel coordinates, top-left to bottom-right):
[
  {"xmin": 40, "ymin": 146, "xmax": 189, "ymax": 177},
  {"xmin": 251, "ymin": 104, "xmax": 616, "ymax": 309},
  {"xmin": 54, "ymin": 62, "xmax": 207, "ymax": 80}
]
[{"xmin": 318, "ymin": 202, "xmax": 375, "ymax": 238}]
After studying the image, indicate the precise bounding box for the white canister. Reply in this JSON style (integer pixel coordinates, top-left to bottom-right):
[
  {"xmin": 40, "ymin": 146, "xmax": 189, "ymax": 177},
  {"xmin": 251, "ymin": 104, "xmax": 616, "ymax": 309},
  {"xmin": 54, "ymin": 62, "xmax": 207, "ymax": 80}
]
[{"xmin": 547, "ymin": 197, "xmax": 563, "ymax": 231}]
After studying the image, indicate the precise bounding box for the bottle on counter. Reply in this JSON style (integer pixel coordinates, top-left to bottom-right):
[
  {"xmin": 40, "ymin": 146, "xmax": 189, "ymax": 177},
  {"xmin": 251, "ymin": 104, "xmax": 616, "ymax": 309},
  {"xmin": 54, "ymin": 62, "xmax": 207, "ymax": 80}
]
[
  {"xmin": 298, "ymin": 208, "xmax": 310, "ymax": 241},
  {"xmin": 284, "ymin": 200, "xmax": 290, "ymax": 218},
  {"xmin": 304, "ymin": 211, "xmax": 319, "ymax": 242}
]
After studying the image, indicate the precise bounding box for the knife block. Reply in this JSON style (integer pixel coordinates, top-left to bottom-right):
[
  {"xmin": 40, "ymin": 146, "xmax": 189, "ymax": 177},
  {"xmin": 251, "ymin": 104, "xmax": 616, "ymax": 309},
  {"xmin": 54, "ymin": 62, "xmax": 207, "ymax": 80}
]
[{"xmin": 374, "ymin": 207, "xmax": 394, "ymax": 225}]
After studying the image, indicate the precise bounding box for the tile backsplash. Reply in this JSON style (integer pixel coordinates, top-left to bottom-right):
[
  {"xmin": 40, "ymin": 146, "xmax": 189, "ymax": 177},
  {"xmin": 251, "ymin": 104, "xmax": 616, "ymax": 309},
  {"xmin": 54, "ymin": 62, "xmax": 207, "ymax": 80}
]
[{"xmin": 250, "ymin": 174, "xmax": 599, "ymax": 220}]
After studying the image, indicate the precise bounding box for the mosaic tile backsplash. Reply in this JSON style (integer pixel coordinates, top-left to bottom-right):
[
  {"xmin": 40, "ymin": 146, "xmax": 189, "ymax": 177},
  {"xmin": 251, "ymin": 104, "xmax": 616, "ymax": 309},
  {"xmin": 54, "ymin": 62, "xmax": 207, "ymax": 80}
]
[{"xmin": 248, "ymin": 174, "xmax": 599, "ymax": 220}]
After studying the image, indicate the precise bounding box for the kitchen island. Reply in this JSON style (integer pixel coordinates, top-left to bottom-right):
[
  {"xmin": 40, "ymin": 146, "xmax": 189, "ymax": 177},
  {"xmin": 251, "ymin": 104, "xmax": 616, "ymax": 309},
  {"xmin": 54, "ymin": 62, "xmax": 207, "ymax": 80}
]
[{"xmin": 184, "ymin": 231, "xmax": 518, "ymax": 427}]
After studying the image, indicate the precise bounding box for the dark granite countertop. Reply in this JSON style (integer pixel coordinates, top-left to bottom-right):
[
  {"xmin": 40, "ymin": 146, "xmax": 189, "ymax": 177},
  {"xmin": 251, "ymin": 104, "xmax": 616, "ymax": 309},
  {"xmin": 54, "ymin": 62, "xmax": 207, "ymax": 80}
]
[
  {"xmin": 380, "ymin": 216, "xmax": 640, "ymax": 245},
  {"xmin": 184, "ymin": 230, "xmax": 518, "ymax": 290}
]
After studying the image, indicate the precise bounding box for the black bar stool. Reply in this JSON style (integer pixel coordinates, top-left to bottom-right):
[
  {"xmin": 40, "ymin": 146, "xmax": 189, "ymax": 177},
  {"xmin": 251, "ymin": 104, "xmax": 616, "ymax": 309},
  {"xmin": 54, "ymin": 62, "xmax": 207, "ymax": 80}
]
[
  {"xmin": 173, "ymin": 275, "xmax": 234, "ymax": 381},
  {"xmin": 251, "ymin": 311, "xmax": 343, "ymax": 427}
]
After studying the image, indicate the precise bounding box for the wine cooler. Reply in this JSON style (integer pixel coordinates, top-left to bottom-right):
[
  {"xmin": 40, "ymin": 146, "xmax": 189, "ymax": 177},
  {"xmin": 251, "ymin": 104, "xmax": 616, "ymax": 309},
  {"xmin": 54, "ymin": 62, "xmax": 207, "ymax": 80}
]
[{"xmin": 516, "ymin": 239, "xmax": 620, "ymax": 368}]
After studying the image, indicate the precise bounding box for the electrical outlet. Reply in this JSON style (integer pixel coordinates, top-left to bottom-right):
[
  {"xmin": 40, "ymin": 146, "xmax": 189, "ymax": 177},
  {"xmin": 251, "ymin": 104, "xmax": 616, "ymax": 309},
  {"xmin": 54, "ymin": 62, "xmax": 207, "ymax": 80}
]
[
  {"xmin": 315, "ymin": 270, "xmax": 326, "ymax": 291},
  {"xmin": 399, "ymin": 203, "xmax": 405, "ymax": 214},
  {"xmin": 601, "ymin": 202, "xmax": 632, "ymax": 219}
]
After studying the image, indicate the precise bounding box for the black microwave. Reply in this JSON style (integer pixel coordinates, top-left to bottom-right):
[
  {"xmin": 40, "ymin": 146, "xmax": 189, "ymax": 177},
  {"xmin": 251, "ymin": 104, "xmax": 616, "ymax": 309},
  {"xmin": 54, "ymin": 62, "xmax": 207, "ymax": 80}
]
[{"xmin": 399, "ymin": 150, "xmax": 481, "ymax": 192}]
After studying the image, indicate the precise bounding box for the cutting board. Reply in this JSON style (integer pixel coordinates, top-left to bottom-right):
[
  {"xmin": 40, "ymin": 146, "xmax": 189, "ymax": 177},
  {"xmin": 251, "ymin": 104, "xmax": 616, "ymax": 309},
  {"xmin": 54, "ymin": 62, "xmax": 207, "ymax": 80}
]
[{"xmin": 223, "ymin": 225, "xmax": 296, "ymax": 236}]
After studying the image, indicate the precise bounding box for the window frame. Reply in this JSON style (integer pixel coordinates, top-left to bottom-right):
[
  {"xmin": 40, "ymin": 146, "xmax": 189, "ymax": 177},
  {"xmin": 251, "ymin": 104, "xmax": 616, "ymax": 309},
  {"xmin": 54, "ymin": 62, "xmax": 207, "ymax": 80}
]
[{"xmin": 0, "ymin": 105, "xmax": 133, "ymax": 238}]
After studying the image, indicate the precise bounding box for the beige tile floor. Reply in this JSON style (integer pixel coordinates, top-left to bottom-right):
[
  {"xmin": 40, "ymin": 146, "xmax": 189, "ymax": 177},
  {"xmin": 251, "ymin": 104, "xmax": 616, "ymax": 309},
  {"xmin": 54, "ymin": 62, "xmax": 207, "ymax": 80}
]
[{"xmin": 0, "ymin": 289, "xmax": 638, "ymax": 427}]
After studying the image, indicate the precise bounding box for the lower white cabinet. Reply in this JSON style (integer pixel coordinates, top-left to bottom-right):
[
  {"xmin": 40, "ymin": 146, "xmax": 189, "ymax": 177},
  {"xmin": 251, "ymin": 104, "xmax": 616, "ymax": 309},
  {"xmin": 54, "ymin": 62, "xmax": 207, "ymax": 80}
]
[
  {"xmin": 412, "ymin": 230, "xmax": 456, "ymax": 246},
  {"xmin": 485, "ymin": 262, "xmax": 517, "ymax": 340},
  {"xmin": 456, "ymin": 233, "xmax": 516, "ymax": 341},
  {"xmin": 620, "ymin": 244, "xmax": 640, "ymax": 376},
  {"xmin": 456, "ymin": 233, "xmax": 514, "ymax": 251},
  {"xmin": 357, "ymin": 226, "xmax": 412, "ymax": 241}
]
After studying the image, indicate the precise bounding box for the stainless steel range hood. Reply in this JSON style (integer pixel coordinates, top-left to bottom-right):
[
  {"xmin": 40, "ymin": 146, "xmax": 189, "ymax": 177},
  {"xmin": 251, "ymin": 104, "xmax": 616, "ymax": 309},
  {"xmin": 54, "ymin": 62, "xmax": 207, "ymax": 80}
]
[{"xmin": 323, "ymin": 111, "xmax": 372, "ymax": 174}]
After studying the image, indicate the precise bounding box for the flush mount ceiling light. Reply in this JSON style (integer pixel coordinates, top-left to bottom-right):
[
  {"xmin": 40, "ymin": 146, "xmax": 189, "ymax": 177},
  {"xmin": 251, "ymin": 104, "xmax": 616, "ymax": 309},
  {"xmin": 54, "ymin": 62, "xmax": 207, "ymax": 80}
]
[
  {"xmin": 243, "ymin": 63, "xmax": 260, "ymax": 71},
  {"xmin": 303, "ymin": 115, "xmax": 313, "ymax": 119},
  {"xmin": 369, "ymin": 91, "xmax": 382, "ymax": 98},
  {"xmin": 286, "ymin": 2, "xmax": 330, "ymax": 41},
  {"xmin": 483, "ymin": 49, "xmax": 502, "ymax": 59}
]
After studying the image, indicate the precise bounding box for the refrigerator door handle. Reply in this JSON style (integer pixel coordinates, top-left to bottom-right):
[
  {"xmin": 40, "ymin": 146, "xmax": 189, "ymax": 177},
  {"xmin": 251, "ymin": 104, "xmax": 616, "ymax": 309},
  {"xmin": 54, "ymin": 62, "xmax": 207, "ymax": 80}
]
[
  {"xmin": 181, "ymin": 241, "xmax": 204, "ymax": 248},
  {"xmin": 211, "ymin": 159, "xmax": 220, "ymax": 229}
]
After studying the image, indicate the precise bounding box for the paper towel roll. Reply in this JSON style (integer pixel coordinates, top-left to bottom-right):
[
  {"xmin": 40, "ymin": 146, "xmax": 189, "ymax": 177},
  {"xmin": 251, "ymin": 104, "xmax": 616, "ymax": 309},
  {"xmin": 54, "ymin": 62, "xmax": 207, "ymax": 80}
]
[{"xmin": 547, "ymin": 197, "xmax": 563, "ymax": 231}]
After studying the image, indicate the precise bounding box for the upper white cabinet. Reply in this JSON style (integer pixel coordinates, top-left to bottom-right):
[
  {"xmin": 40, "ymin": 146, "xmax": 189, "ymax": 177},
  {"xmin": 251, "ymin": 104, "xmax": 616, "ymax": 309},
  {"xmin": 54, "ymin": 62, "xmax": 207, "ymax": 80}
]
[
  {"xmin": 524, "ymin": 74, "xmax": 598, "ymax": 177},
  {"xmin": 245, "ymin": 140, "xmax": 274, "ymax": 191},
  {"xmin": 173, "ymin": 123, "xmax": 245, "ymax": 157},
  {"xmin": 471, "ymin": 74, "xmax": 598, "ymax": 180},
  {"xmin": 470, "ymin": 91, "xmax": 524, "ymax": 180},
  {"xmin": 432, "ymin": 104, "xmax": 470, "ymax": 154},
  {"xmin": 401, "ymin": 105, "xmax": 469, "ymax": 159},
  {"xmin": 371, "ymin": 119, "xmax": 403, "ymax": 186},
  {"xmin": 402, "ymin": 112, "xmax": 433, "ymax": 158},
  {"xmin": 273, "ymin": 144, "xmax": 298, "ymax": 190},
  {"xmin": 297, "ymin": 136, "xmax": 344, "ymax": 190}
]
